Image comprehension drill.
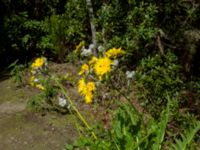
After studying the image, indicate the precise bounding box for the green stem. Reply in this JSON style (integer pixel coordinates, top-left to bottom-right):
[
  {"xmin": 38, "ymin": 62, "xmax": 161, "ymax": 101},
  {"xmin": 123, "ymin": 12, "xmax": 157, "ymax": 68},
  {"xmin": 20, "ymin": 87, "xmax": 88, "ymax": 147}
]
[
  {"xmin": 55, "ymin": 78, "xmax": 97, "ymax": 140},
  {"xmin": 110, "ymin": 78, "xmax": 146, "ymax": 126},
  {"xmin": 110, "ymin": 79, "xmax": 139, "ymax": 114}
]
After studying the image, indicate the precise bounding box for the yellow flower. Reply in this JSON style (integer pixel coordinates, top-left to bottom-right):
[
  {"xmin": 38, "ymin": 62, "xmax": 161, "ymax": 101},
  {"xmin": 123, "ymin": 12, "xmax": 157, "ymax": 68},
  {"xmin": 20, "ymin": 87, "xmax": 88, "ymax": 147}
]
[
  {"xmin": 99, "ymin": 76, "xmax": 103, "ymax": 81},
  {"xmin": 105, "ymin": 48, "xmax": 125, "ymax": 58},
  {"xmin": 35, "ymin": 57, "xmax": 45, "ymax": 67},
  {"xmin": 94, "ymin": 57, "xmax": 112, "ymax": 79},
  {"xmin": 35, "ymin": 84, "xmax": 45, "ymax": 90},
  {"xmin": 85, "ymin": 81, "xmax": 95, "ymax": 103},
  {"xmin": 87, "ymin": 81, "xmax": 96, "ymax": 92},
  {"xmin": 88, "ymin": 56, "xmax": 98, "ymax": 66},
  {"xmin": 79, "ymin": 64, "xmax": 89, "ymax": 75},
  {"xmin": 84, "ymin": 92, "xmax": 93, "ymax": 104},
  {"xmin": 31, "ymin": 62, "xmax": 36, "ymax": 68},
  {"xmin": 78, "ymin": 78, "xmax": 87, "ymax": 95},
  {"xmin": 78, "ymin": 78, "xmax": 96, "ymax": 104},
  {"xmin": 30, "ymin": 76, "xmax": 35, "ymax": 86},
  {"xmin": 75, "ymin": 41, "xmax": 85, "ymax": 53},
  {"xmin": 32, "ymin": 57, "xmax": 45, "ymax": 68}
]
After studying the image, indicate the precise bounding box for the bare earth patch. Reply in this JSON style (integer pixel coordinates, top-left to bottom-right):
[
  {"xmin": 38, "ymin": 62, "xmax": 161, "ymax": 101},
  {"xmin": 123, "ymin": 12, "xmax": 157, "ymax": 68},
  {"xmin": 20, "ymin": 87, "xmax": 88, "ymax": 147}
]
[
  {"xmin": 0, "ymin": 78, "xmax": 77, "ymax": 150},
  {"xmin": 0, "ymin": 102, "xmax": 26, "ymax": 114}
]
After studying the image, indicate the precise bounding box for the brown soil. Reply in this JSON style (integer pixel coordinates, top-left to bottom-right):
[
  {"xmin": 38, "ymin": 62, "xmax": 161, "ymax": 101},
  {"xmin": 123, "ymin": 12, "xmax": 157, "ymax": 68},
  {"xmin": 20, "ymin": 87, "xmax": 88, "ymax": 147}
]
[{"xmin": 0, "ymin": 65, "xmax": 78, "ymax": 150}]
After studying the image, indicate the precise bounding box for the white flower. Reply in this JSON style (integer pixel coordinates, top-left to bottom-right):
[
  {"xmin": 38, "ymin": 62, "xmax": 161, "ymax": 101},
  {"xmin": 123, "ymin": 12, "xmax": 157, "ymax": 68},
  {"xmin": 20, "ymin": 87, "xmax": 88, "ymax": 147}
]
[
  {"xmin": 89, "ymin": 44, "xmax": 95, "ymax": 50},
  {"xmin": 126, "ymin": 70, "xmax": 135, "ymax": 79},
  {"xmin": 81, "ymin": 46, "xmax": 85, "ymax": 51},
  {"xmin": 31, "ymin": 69, "xmax": 37, "ymax": 75},
  {"xmin": 58, "ymin": 96, "xmax": 67, "ymax": 107},
  {"xmin": 112, "ymin": 59, "xmax": 119, "ymax": 67},
  {"xmin": 34, "ymin": 78, "xmax": 39, "ymax": 82},
  {"xmin": 81, "ymin": 48, "xmax": 92, "ymax": 57}
]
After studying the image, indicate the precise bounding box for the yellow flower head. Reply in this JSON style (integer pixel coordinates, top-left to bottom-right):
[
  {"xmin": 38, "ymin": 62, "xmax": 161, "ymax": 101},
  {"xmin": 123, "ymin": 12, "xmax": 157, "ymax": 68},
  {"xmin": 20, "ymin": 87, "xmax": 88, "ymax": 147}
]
[
  {"xmin": 105, "ymin": 48, "xmax": 125, "ymax": 58},
  {"xmin": 32, "ymin": 57, "xmax": 45, "ymax": 68},
  {"xmin": 78, "ymin": 78, "xmax": 87, "ymax": 95},
  {"xmin": 78, "ymin": 78, "xmax": 96, "ymax": 104},
  {"xmin": 94, "ymin": 57, "xmax": 112, "ymax": 79},
  {"xmin": 89, "ymin": 56, "xmax": 98, "ymax": 66},
  {"xmin": 35, "ymin": 84, "xmax": 45, "ymax": 90},
  {"xmin": 31, "ymin": 63, "xmax": 35, "ymax": 68},
  {"xmin": 84, "ymin": 92, "xmax": 93, "ymax": 104},
  {"xmin": 87, "ymin": 81, "xmax": 96, "ymax": 92},
  {"xmin": 75, "ymin": 41, "xmax": 85, "ymax": 53},
  {"xmin": 30, "ymin": 76, "xmax": 35, "ymax": 86},
  {"xmin": 79, "ymin": 64, "xmax": 89, "ymax": 75}
]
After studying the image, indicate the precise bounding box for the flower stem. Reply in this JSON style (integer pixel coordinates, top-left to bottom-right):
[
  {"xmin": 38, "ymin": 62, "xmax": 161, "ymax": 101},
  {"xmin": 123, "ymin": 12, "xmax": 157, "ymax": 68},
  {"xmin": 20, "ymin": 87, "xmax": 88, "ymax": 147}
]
[{"xmin": 55, "ymin": 78, "xmax": 97, "ymax": 140}]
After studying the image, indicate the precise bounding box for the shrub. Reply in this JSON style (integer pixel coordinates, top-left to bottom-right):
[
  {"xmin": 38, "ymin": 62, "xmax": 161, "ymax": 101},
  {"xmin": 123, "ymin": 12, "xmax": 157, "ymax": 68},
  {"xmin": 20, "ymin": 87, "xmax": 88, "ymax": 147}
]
[
  {"xmin": 9, "ymin": 60, "xmax": 25, "ymax": 87},
  {"xmin": 135, "ymin": 51, "xmax": 183, "ymax": 116}
]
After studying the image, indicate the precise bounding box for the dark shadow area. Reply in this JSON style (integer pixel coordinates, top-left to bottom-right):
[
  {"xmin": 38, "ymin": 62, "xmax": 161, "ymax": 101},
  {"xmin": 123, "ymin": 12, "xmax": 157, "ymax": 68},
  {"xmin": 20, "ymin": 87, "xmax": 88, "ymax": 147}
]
[{"xmin": 0, "ymin": 70, "xmax": 10, "ymax": 82}]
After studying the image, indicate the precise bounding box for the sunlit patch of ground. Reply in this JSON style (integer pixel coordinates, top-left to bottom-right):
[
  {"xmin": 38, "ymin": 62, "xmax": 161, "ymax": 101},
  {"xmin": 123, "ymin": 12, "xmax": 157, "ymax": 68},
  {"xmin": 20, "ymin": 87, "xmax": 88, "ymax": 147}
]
[{"xmin": 0, "ymin": 72, "xmax": 77, "ymax": 150}]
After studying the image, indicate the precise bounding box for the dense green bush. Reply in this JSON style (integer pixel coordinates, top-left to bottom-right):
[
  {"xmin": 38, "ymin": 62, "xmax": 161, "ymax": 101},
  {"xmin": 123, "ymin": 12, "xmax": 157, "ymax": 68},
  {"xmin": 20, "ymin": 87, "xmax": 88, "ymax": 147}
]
[
  {"xmin": 38, "ymin": 0, "xmax": 89, "ymax": 62},
  {"xmin": 96, "ymin": 1, "xmax": 158, "ymax": 64},
  {"xmin": 135, "ymin": 51, "xmax": 183, "ymax": 116}
]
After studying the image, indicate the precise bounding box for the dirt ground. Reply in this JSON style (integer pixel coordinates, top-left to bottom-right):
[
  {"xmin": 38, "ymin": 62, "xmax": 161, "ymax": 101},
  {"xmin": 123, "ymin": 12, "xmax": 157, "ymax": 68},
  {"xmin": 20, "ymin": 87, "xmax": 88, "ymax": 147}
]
[
  {"xmin": 0, "ymin": 62, "xmax": 120, "ymax": 150},
  {"xmin": 0, "ymin": 69, "xmax": 78, "ymax": 150}
]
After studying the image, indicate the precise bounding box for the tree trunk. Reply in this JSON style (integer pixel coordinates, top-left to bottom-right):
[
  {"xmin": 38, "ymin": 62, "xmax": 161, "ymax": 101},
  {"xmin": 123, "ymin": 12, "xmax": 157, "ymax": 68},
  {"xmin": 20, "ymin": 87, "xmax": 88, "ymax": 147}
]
[{"xmin": 86, "ymin": 0, "xmax": 97, "ymax": 55}]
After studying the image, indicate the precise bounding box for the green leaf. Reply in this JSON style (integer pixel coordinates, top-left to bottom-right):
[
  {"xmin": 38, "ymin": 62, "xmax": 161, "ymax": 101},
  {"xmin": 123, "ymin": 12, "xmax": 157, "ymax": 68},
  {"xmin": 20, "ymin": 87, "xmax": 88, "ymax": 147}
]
[{"xmin": 172, "ymin": 121, "xmax": 200, "ymax": 150}]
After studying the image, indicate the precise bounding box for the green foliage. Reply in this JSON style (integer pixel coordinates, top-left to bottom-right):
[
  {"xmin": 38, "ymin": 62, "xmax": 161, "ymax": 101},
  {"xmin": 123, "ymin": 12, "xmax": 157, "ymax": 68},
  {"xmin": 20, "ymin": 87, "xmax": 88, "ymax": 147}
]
[
  {"xmin": 27, "ymin": 77, "xmax": 58, "ymax": 112},
  {"xmin": 111, "ymin": 104, "xmax": 142, "ymax": 150},
  {"xmin": 64, "ymin": 0, "xmax": 88, "ymax": 42},
  {"xmin": 1, "ymin": 0, "xmax": 200, "ymax": 74},
  {"xmin": 4, "ymin": 10, "xmax": 45, "ymax": 54},
  {"xmin": 8, "ymin": 60, "xmax": 25, "ymax": 86},
  {"xmin": 42, "ymin": 76, "xmax": 58, "ymax": 104},
  {"xmin": 37, "ymin": 0, "xmax": 89, "ymax": 62},
  {"xmin": 39, "ymin": 13, "xmax": 67, "ymax": 61},
  {"xmin": 135, "ymin": 51, "xmax": 183, "ymax": 116},
  {"xmin": 27, "ymin": 93, "xmax": 46, "ymax": 112},
  {"xmin": 66, "ymin": 96, "xmax": 200, "ymax": 150},
  {"xmin": 171, "ymin": 121, "xmax": 200, "ymax": 150},
  {"xmin": 97, "ymin": 0, "xmax": 158, "ymax": 63},
  {"xmin": 66, "ymin": 51, "xmax": 80, "ymax": 63},
  {"xmin": 110, "ymin": 100, "xmax": 170, "ymax": 150},
  {"xmin": 97, "ymin": 1, "xmax": 128, "ymax": 38},
  {"xmin": 4, "ymin": 11, "xmax": 28, "ymax": 50},
  {"xmin": 20, "ymin": 19, "xmax": 45, "ymax": 53}
]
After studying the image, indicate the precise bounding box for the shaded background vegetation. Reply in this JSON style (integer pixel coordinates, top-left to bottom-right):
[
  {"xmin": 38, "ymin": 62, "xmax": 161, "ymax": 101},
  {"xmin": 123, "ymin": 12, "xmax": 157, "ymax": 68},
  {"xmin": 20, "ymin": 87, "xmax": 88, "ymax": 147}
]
[
  {"xmin": 1, "ymin": 0, "xmax": 200, "ymax": 117},
  {"xmin": 1, "ymin": 0, "xmax": 200, "ymax": 74}
]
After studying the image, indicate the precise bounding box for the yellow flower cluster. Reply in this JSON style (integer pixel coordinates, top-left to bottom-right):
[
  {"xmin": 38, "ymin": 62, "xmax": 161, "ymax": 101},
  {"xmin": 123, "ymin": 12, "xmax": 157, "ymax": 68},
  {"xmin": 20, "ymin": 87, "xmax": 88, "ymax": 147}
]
[
  {"xmin": 30, "ymin": 76, "xmax": 35, "ymax": 86},
  {"xmin": 31, "ymin": 57, "xmax": 45, "ymax": 68},
  {"xmin": 30, "ymin": 75, "xmax": 45, "ymax": 90},
  {"xmin": 78, "ymin": 47, "xmax": 125, "ymax": 104},
  {"xmin": 94, "ymin": 57, "xmax": 112, "ymax": 80},
  {"xmin": 88, "ymin": 56, "xmax": 98, "ymax": 66},
  {"xmin": 79, "ymin": 64, "xmax": 89, "ymax": 75},
  {"xmin": 105, "ymin": 48, "xmax": 125, "ymax": 59},
  {"xmin": 35, "ymin": 84, "xmax": 45, "ymax": 90},
  {"xmin": 30, "ymin": 57, "xmax": 47, "ymax": 90},
  {"xmin": 78, "ymin": 78, "xmax": 95, "ymax": 104}
]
